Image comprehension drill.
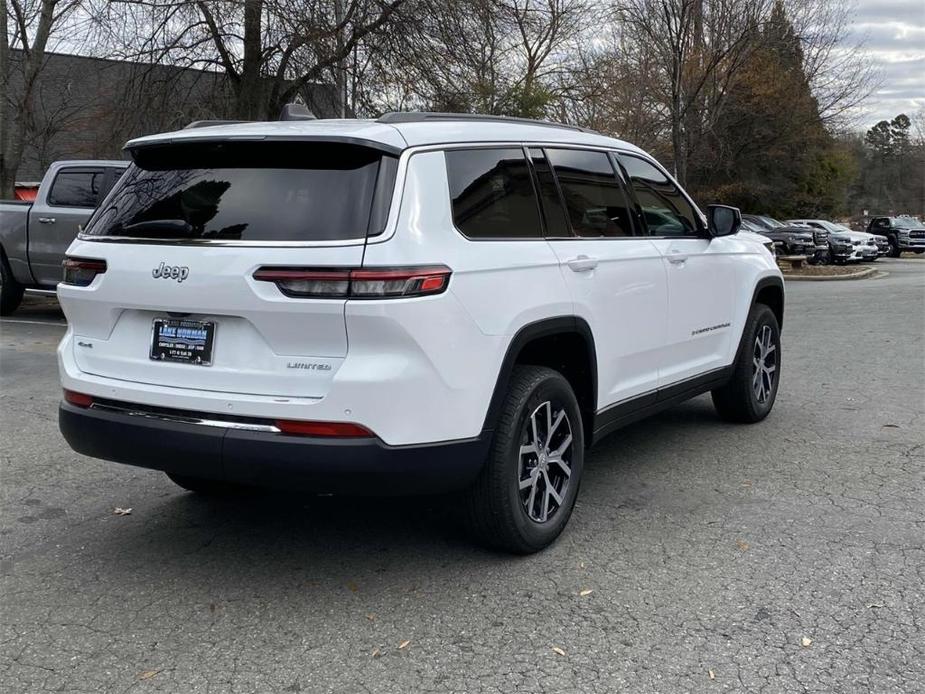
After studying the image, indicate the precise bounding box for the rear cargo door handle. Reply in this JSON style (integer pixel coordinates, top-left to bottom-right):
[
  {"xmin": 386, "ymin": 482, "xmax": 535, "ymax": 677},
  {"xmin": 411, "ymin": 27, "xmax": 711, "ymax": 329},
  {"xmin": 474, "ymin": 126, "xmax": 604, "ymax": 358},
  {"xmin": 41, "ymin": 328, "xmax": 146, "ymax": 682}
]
[
  {"xmin": 38, "ymin": 217, "xmax": 56, "ymax": 224},
  {"xmin": 667, "ymin": 250, "xmax": 688, "ymax": 264},
  {"xmin": 567, "ymin": 255, "xmax": 598, "ymax": 272}
]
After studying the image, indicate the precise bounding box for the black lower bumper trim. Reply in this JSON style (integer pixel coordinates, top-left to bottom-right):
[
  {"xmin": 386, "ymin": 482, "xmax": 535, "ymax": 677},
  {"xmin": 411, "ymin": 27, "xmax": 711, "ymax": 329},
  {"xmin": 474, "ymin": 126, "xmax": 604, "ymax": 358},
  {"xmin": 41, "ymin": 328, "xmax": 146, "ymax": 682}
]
[{"xmin": 59, "ymin": 402, "xmax": 489, "ymax": 495}]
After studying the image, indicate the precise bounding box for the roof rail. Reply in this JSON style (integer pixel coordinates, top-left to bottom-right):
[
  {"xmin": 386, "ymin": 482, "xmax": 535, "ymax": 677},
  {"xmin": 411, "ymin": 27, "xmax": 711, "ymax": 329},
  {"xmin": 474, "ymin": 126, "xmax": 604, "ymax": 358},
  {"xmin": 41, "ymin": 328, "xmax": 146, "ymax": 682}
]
[
  {"xmin": 376, "ymin": 111, "xmax": 596, "ymax": 134},
  {"xmin": 184, "ymin": 120, "xmax": 248, "ymax": 129}
]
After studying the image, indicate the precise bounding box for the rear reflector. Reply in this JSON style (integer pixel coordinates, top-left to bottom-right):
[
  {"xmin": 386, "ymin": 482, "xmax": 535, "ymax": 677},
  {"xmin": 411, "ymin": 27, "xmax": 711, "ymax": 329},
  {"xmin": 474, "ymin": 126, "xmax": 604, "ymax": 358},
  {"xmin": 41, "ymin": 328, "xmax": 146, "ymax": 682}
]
[
  {"xmin": 63, "ymin": 389, "xmax": 94, "ymax": 408},
  {"xmin": 274, "ymin": 419, "xmax": 375, "ymax": 438},
  {"xmin": 62, "ymin": 257, "xmax": 107, "ymax": 286},
  {"xmin": 254, "ymin": 265, "xmax": 451, "ymax": 299}
]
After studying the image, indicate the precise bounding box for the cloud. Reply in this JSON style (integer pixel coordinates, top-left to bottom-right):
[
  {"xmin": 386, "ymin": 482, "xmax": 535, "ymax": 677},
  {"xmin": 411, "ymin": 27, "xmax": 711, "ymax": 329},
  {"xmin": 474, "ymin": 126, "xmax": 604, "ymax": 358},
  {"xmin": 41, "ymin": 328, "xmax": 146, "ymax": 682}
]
[{"xmin": 846, "ymin": 0, "xmax": 925, "ymax": 124}]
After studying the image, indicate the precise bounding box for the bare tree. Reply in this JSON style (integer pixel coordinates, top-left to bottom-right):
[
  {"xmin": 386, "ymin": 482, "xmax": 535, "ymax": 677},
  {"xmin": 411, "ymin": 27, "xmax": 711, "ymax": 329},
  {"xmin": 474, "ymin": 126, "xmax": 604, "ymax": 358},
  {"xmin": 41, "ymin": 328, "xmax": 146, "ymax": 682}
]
[
  {"xmin": 1, "ymin": 0, "xmax": 84, "ymax": 196},
  {"xmin": 611, "ymin": 0, "xmax": 771, "ymax": 185},
  {"xmin": 93, "ymin": 0, "xmax": 405, "ymax": 120}
]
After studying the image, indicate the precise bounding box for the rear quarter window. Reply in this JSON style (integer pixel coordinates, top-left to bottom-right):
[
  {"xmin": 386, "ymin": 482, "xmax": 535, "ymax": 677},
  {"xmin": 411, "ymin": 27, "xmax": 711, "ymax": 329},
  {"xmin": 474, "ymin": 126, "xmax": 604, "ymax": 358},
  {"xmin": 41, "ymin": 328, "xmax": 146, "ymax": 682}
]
[{"xmin": 445, "ymin": 148, "xmax": 542, "ymax": 239}]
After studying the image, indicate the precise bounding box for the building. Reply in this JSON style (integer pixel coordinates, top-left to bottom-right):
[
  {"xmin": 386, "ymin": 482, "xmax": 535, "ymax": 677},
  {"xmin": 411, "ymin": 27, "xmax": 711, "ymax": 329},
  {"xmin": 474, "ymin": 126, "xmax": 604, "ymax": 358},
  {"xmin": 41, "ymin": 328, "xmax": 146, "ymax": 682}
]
[{"xmin": 5, "ymin": 50, "xmax": 339, "ymax": 183}]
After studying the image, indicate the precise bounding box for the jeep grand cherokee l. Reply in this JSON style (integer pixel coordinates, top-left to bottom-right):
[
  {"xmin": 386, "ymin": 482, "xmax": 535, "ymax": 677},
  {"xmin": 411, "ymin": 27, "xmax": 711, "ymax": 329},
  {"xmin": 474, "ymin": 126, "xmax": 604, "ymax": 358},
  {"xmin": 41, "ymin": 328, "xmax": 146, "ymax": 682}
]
[{"xmin": 57, "ymin": 112, "xmax": 784, "ymax": 553}]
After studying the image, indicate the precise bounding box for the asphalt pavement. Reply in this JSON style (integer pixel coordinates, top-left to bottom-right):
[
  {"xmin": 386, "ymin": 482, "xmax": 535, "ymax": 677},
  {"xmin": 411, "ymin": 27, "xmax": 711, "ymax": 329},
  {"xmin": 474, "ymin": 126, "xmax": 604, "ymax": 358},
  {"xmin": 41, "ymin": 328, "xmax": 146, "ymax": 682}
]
[{"xmin": 1, "ymin": 259, "xmax": 923, "ymax": 693}]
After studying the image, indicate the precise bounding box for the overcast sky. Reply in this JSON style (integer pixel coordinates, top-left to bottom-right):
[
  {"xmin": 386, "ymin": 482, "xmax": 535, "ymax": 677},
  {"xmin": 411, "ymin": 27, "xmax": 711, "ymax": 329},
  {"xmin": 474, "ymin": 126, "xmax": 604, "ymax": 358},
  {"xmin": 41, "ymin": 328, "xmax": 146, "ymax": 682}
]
[{"xmin": 847, "ymin": 0, "xmax": 925, "ymax": 126}]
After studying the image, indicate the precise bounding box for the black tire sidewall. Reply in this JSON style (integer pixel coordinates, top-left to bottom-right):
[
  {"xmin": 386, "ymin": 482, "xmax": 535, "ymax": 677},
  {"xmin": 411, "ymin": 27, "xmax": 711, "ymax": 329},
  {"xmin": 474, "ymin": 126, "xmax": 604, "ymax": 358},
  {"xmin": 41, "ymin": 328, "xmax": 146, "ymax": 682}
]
[
  {"xmin": 0, "ymin": 254, "xmax": 25, "ymax": 316},
  {"xmin": 498, "ymin": 371, "xmax": 584, "ymax": 551},
  {"xmin": 743, "ymin": 306, "xmax": 781, "ymax": 418}
]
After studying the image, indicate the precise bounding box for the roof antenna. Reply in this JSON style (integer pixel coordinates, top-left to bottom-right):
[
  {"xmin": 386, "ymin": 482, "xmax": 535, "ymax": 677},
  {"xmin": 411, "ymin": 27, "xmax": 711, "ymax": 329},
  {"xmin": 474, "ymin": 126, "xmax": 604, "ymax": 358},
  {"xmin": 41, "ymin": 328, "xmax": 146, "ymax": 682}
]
[{"xmin": 279, "ymin": 103, "xmax": 317, "ymax": 121}]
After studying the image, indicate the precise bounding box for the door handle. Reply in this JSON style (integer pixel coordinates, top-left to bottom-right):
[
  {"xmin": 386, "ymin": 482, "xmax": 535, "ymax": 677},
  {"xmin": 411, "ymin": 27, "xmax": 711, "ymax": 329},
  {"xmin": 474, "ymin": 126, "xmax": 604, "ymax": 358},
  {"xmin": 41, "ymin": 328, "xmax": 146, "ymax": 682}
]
[
  {"xmin": 38, "ymin": 217, "xmax": 56, "ymax": 224},
  {"xmin": 567, "ymin": 255, "xmax": 598, "ymax": 272},
  {"xmin": 667, "ymin": 250, "xmax": 688, "ymax": 264}
]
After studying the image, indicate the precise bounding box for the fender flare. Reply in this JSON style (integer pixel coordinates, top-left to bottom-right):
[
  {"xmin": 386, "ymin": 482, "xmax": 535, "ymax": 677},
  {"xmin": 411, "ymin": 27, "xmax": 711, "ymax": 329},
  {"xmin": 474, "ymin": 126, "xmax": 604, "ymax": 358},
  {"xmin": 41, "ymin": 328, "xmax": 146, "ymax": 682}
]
[
  {"xmin": 750, "ymin": 275, "xmax": 785, "ymax": 331},
  {"xmin": 480, "ymin": 316, "xmax": 597, "ymax": 435}
]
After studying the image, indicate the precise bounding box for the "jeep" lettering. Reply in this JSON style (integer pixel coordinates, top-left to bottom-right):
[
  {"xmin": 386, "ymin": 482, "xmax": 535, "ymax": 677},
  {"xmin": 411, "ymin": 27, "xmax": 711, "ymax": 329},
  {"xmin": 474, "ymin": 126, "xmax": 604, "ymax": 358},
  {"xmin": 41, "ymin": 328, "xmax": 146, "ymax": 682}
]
[{"xmin": 152, "ymin": 262, "xmax": 189, "ymax": 282}]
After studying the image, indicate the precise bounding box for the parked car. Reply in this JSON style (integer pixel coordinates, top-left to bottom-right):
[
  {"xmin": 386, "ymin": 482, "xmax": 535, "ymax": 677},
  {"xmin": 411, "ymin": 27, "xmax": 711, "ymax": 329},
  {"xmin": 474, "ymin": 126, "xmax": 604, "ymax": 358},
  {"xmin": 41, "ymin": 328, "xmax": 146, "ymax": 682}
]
[
  {"xmin": 0, "ymin": 160, "xmax": 128, "ymax": 314},
  {"xmin": 57, "ymin": 111, "xmax": 784, "ymax": 554},
  {"xmin": 741, "ymin": 215, "xmax": 815, "ymax": 257},
  {"xmin": 788, "ymin": 219, "xmax": 879, "ymax": 263},
  {"xmin": 866, "ymin": 216, "xmax": 925, "ymax": 257},
  {"xmin": 744, "ymin": 214, "xmax": 829, "ymax": 263}
]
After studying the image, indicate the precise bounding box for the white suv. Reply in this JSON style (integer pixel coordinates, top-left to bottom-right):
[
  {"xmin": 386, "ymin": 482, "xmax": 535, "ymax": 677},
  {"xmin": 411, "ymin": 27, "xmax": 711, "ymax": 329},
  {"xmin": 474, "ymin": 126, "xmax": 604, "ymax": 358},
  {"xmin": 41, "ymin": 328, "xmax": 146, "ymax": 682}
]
[{"xmin": 57, "ymin": 112, "xmax": 784, "ymax": 553}]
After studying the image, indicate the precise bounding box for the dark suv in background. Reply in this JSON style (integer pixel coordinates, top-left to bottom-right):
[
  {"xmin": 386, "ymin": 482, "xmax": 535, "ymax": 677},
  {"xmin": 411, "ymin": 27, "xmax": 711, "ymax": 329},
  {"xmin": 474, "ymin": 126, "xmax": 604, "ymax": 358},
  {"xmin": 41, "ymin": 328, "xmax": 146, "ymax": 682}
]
[
  {"xmin": 867, "ymin": 216, "xmax": 925, "ymax": 257},
  {"xmin": 743, "ymin": 214, "xmax": 825, "ymax": 262}
]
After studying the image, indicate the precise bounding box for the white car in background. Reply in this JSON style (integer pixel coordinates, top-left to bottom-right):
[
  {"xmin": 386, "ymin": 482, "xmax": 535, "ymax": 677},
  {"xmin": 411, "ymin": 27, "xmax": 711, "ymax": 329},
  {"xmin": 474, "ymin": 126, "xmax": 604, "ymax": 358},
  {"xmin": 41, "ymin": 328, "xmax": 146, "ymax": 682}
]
[{"xmin": 787, "ymin": 219, "xmax": 881, "ymax": 263}]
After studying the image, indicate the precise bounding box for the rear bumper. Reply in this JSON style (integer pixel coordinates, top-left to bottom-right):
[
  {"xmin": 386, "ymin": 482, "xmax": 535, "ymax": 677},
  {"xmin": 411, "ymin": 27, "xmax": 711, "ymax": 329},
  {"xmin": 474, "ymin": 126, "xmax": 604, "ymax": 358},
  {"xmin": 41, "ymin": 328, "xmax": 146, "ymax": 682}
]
[{"xmin": 59, "ymin": 401, "xmax": 489, "ymax": 495}]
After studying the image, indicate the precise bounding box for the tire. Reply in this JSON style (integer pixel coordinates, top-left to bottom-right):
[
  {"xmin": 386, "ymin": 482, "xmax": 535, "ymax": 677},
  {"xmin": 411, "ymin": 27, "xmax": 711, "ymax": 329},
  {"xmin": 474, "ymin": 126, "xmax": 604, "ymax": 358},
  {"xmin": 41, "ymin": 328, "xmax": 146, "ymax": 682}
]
[
  {"xmin": 166, "ymin": 472, "xmax": 240, "ymax": 495},
  {"xmin": 712, "ymin": 303, "xmax": 781, "ymax": 424},
  {"xmin": 888, "ymin": 238, "xmax": 901, "ymax": 258},
  {"xmin": 463, "ymin": 366, "xmax": 584, "ymax": 554},
  {"xmin": 0, "ymin": 253, "xmax": 25, "ymax": 316}
]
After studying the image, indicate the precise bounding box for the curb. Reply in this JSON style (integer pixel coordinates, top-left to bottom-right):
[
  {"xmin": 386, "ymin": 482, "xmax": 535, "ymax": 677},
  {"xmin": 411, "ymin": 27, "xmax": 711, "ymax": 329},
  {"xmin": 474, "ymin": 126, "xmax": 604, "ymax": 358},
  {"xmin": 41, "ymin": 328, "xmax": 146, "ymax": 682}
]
[{"xmin": 781, "ymin": 267, "xmax": 879, "ymax": 282}]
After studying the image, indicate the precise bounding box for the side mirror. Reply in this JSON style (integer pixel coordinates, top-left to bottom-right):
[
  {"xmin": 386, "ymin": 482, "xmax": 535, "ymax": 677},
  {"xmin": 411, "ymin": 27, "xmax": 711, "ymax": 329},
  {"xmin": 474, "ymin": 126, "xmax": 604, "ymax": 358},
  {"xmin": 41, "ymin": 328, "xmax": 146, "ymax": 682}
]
[{"xmin": 707, "ymin": 204, "xmax": 741, "ymax": 237}]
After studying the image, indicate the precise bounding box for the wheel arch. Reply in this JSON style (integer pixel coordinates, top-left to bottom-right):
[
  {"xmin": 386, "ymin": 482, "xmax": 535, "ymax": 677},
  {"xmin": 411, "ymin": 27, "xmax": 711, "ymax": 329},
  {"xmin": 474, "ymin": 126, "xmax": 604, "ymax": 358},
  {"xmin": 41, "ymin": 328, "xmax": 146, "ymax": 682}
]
[
  {"xmin": 752, "ymin": 276, "xmax": 784, "ymax": 331},
  {"xmin": 481, "ymin": 317, "xmax": 597, "ymax": 443}
]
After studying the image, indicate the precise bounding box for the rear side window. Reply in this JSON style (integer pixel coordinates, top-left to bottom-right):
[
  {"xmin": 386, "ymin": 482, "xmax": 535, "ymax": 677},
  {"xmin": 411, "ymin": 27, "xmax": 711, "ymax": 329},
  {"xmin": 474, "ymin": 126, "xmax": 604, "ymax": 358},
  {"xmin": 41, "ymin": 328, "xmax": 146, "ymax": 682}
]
[
  {"xmin": 545, "ymin": 149, "xmax": 635, "ymax": 237},
  {"xmin": 84, "ymin": 142, "xmax": 397, "ymax": 242},
  {"xmin": 617, "ymin": 154, "xmax": 701, "ymax": 237},
  {"xmin": 445, "ymin": 148, "xmax": 542, "ymax": 238},
  {"xmin": 48, "ymin": 170, "xmax": 105, "ymax": 208}
]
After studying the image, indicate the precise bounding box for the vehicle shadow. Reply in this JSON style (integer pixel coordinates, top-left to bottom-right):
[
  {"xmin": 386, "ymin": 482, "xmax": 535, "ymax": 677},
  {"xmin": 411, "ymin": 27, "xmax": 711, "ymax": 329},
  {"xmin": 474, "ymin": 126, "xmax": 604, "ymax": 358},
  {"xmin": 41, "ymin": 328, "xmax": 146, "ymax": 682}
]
[{"xmin": 87, "ymin": 396, "xmax": 733, "ymax": 582}]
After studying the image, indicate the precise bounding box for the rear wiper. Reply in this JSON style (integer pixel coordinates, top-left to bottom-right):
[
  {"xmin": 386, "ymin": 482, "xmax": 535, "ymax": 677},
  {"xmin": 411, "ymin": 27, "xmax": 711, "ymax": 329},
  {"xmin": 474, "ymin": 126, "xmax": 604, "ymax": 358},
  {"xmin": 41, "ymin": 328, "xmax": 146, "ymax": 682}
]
[{"xmin": 118, "ymin": 220, "xmax": 194, "ymax": 237}]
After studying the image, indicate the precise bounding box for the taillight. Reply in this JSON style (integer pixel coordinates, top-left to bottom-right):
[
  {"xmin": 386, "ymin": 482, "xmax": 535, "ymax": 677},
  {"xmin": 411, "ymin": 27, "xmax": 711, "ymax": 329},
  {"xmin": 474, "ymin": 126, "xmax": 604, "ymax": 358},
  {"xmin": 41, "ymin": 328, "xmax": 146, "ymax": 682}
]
[
  {"xmin": 63, "ymin": 389, "xmax": 94, "ymax": 408},
  {"xmin": 274, "ymin": 420, "xmax": 374, "ymax": 437},
  {"xmin": 253, "ymin": 266, "xmax": 451, "ymax": 299},
  {"xmin": 62, "ymin": 257, "xmax": 107, "ymax": 286}
]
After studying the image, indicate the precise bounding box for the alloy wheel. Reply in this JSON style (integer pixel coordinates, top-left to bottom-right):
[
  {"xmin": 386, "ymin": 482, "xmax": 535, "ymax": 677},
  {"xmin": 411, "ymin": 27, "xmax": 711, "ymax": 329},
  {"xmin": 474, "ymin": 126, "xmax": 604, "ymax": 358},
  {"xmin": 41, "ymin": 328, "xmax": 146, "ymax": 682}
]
[
  {"xmin": 752, "ymin": 325, "xmax": 777, "ymax": 404},
  {"xmin": 518, "ymin": 401, "xmax": 573, "ymax": 523}
]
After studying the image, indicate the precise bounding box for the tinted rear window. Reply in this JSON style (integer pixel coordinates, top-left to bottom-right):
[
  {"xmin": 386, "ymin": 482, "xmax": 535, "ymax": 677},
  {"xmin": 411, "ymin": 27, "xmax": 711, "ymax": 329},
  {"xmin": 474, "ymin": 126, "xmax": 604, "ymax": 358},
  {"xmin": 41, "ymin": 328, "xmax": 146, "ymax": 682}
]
[
  {"xmin": 84, "ymin": 142, "xmax": 397, "ymax": 242},
  {"xmin": 445, "ymin": 148, "xmax": 542, "ymax": 238}
]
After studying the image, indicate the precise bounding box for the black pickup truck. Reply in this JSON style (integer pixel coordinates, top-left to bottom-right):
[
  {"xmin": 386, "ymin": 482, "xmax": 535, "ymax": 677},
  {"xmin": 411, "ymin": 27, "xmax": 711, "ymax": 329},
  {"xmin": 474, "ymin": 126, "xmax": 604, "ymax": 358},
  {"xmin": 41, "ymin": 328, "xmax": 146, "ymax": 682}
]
[{"xmin": 866, "ymin": 216, "xmax": 925, "ymax": 257}]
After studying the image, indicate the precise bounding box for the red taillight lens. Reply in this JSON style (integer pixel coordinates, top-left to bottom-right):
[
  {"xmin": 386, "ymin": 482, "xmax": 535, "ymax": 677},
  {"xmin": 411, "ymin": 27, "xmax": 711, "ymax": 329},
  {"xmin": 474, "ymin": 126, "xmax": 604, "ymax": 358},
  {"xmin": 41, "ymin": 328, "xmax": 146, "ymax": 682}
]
[
  {"xmin": 63, "ymin": 389, "xmax": 94, "ymax": 408},
  {"xmin": 62, "ymin": 257, "xmax": 107, "ymax": 286},
  {"xmin": 254, "ymin": 266, "xmax": 451, "ymax": 299},
  {"xmin": 274, "ymin": 420, "xmax": 374, "ymax": 438}
]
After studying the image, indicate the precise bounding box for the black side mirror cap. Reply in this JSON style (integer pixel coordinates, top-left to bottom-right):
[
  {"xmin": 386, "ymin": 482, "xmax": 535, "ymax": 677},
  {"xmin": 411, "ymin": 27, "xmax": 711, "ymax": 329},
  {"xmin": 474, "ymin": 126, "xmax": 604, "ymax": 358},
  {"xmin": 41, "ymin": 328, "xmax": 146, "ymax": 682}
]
[{"xmin": 707, "ymin": 204, "xmax": 741, "ymax": 237}]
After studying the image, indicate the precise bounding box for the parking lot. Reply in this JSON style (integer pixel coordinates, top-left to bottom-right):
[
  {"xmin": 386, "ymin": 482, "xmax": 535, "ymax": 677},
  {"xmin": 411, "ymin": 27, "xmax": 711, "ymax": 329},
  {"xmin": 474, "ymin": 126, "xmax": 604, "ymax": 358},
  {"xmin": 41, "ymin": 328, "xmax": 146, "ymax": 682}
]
[{"xmin": 1, "ymin": 259, "xmax": 922, "ymax": 693}]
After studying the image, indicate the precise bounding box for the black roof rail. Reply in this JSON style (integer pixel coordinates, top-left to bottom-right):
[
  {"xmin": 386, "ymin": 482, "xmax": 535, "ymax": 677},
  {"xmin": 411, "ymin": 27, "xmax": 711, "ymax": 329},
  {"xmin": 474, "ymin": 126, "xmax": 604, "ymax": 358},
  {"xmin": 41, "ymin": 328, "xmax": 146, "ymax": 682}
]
[
  {"xmin": 376, "ymin": 111, "xmax": 598, "ymax": 134},
  {"xmin": 184, "ymin": 120, "xmax": 249, "ymax": 129}
]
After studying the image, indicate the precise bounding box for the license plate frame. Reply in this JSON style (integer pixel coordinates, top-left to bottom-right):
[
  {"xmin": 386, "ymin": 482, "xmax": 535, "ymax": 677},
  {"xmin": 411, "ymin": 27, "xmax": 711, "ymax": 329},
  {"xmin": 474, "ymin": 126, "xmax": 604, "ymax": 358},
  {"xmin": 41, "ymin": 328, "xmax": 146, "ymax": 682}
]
[{"xmin": 150, "ymin": 318, "xmax": 215, "ymax": 366}]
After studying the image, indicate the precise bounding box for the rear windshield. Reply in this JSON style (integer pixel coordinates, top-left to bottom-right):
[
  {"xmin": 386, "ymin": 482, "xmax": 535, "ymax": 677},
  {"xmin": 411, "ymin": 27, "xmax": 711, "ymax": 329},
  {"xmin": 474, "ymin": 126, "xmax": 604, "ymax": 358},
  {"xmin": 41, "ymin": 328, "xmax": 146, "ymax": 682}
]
[{"xmin": 84, "ymin": 141, "xmax": 398, "ymax": 242}]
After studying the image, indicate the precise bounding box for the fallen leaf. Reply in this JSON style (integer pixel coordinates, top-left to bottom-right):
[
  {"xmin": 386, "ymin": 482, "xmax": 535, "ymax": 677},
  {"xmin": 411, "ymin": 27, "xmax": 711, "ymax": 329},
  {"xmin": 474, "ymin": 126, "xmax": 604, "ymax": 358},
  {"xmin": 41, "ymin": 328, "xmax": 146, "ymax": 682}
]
[
  {"xmin": 736, "ymin": 539, "xmax": 750, "ymax": 551},
  {"xmin": 398, "ymin": 640, "xmax": 411, "ymax": 649},
  {"xmin": 709, "ymin": 670, "xmax": 715, "ymax": 680},
  {"xmin": 742, "ymin": 480, "xmax": 753, "ymax": 487},
  {"xmin": 551, "ymin": 646, "xmax": 566, "ymax": 657},
  {"xmin": 579, "ymin": 589, "xmax": 593, "ymax": 597},
  {"xmin": 138, "ymin": 670, "xmax": 159, "ymax": 680},
  {"xmin": 371, "ymin": 647, "xmax": 381, "ymax": 658},
  {"xmin": 346, "ymin": 581, "xmax": 359, "ymax": 593},
  {"xmin": 801, "ymin": 636, "xmax": 812, "ymax": 647},
  {"xmin": 113, "ymin": 507, "xmax": 132, "ymax": 516},
  {"xmin": 366, "ymin": 613, "xmax": 376, "ymax": 621}
]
